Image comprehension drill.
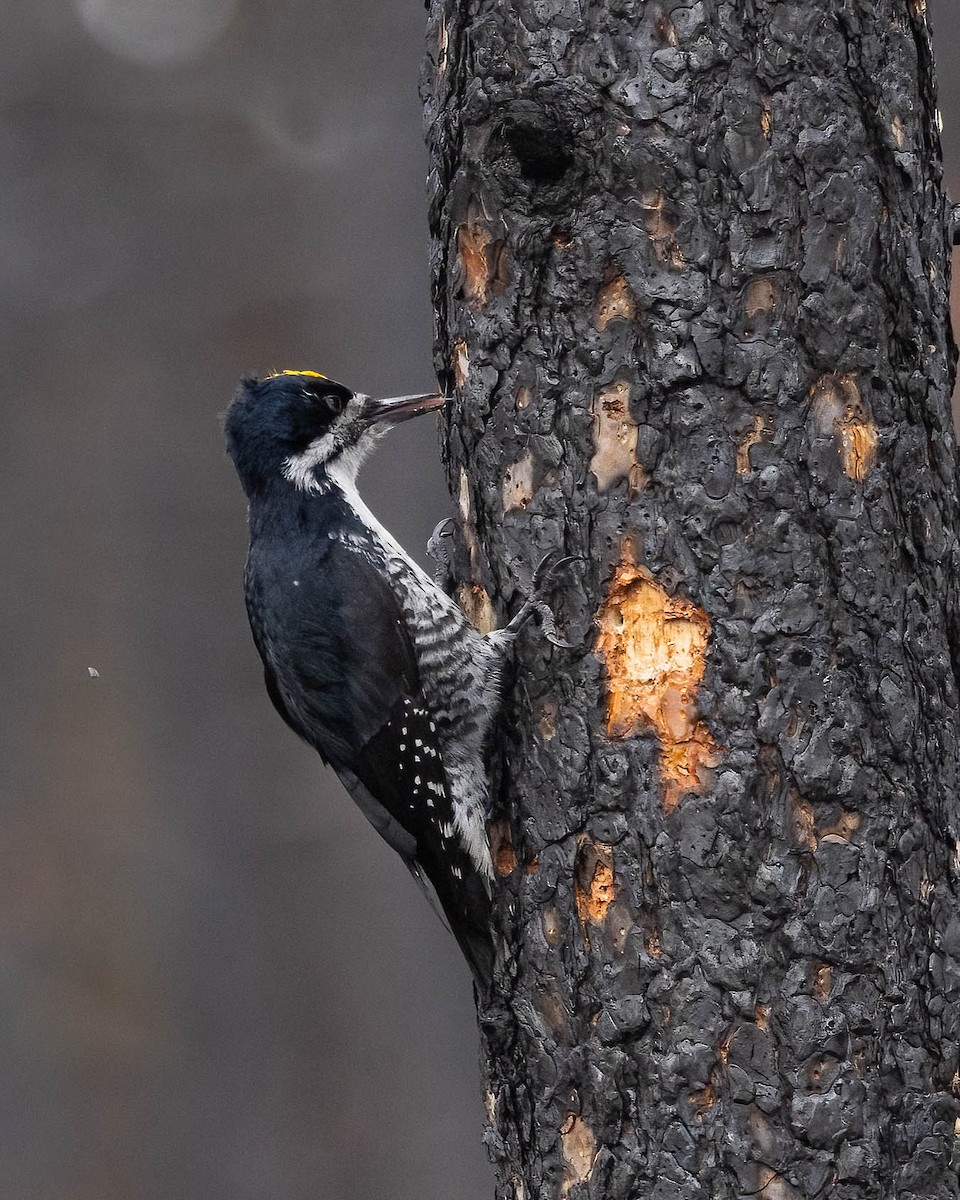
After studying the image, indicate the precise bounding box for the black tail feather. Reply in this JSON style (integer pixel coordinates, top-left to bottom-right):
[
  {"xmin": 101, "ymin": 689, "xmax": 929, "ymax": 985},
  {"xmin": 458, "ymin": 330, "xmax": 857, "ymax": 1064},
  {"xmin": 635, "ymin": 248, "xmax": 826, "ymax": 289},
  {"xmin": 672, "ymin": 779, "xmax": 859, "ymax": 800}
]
[{"xmin": 406, "ymin": 857, "xmax": 494, "ymax": 990}]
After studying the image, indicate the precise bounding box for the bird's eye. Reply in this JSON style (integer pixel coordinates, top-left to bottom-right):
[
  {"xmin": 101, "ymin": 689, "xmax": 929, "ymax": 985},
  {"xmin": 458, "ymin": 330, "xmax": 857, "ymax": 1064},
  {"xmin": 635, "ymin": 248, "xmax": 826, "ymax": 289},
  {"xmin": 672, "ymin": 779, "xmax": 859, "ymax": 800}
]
[{"xmin": 323, "ymin": 393, "xmax": 346, "ymax": 416}]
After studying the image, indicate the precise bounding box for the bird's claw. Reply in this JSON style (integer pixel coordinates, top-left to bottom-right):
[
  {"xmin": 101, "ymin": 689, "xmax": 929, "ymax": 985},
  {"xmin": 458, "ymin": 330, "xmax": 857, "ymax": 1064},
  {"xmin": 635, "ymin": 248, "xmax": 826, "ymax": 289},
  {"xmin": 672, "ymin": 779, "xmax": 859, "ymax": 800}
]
[
  {"xmin": 505, "ymin": 550, "xmax": 579, "ymax": 647},
  {"xmin": 427, "ymin": 517, "xmax": 455, "ymax": 557},
  {"xmin": 532, "ymin": 550, "xmax": 580, "ymax": 592},
  {"xmin": 427, "ymin": 518, "xmax": 456, "ymax": 586},
  {"xmin": 529, "ymin": 600, "xmax": 574, "ymax": 649}
]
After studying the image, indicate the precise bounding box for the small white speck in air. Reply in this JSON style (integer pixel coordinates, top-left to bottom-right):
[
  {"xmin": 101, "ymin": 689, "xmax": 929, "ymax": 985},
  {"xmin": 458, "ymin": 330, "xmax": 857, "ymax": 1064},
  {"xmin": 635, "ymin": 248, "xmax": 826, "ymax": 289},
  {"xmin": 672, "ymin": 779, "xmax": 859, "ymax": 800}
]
[
  {"xmin": 415, "ymin": 775, "xmax": 421, "ymax": 785},
  {"xmin": 87, "ymin": 666, "xmax": 100, "ymax": 678},
  {"xmin": 399, "ymin": 744, "xmax": 406, "ymax": 751},
  {"xmin": 402, "ymin": 727, "xmax": 408, "ymax": 735},
  {"xmin": 414, "ymin": 738, "xmax": 423, "ymax": 748},
  {"xmin": 429, "ymin": 722, "xmax": 436, "ymax": 732},
  {"xmin": 452, "ymin": 866, "xmax": 462, "ymax": 879},
  {"xmin": 414, "ymin": 755, "xmax": 421, "ymax": 763},
  {"xmin": 427, "ymin": 798, "xmax": 434, "ymax": 808},
  {"xmin": 292, "ymin": 579, "xmax": 300, "ymax": 587}
]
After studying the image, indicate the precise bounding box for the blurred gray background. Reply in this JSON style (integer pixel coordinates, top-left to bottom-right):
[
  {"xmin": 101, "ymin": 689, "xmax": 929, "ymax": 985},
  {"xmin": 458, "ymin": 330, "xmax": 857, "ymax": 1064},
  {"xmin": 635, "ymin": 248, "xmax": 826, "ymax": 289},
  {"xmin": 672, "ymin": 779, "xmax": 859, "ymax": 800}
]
[{"xmin": 1, "ymin": 3, "xmax": 958, "ymax": 1199}]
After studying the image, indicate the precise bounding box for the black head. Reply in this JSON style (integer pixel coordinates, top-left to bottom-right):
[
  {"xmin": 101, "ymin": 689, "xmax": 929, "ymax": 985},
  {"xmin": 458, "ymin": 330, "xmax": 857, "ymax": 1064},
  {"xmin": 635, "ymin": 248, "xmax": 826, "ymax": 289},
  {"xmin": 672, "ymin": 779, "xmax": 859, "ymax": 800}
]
[{"xmin": 225, "ymin": 370, "xmax": 444, "ymax": 498}]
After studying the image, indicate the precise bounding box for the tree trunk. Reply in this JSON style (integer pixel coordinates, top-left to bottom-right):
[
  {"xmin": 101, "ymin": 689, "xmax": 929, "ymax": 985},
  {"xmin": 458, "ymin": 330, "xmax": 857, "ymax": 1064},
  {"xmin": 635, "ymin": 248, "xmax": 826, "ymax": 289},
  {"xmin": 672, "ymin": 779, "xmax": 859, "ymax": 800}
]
[{"xmin": 423, "ymin": 1, "xmax": 960, "ymax": 1196}]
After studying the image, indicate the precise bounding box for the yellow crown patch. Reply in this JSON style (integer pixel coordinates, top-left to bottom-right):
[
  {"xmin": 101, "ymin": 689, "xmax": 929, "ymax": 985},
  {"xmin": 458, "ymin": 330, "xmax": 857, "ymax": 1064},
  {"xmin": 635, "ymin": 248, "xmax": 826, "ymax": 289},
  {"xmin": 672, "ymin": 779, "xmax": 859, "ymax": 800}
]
[{"xmin": 271, "ymin": 369, "xmax": 328, "ymax": 380}]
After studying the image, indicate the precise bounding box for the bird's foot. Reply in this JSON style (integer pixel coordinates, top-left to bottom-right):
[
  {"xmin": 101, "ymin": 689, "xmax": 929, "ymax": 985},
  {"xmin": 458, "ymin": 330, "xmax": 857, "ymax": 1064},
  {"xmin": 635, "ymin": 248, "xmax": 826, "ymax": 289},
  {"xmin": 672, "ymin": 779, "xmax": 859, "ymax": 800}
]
[
  {"xmin": 427, "ymin": 518, "xmax": 456, "ymax": 587},
  {"xmin": 504, "ymin": 550, "xmax": 578, "ymax": 648}
]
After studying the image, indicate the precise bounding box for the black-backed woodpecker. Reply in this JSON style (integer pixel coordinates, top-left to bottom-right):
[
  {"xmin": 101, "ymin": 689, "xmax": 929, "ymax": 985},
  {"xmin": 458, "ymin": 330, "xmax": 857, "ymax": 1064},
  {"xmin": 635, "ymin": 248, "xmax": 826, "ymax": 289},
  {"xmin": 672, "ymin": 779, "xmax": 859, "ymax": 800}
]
[{"xmin": 225, "ymin": 370, "xmax": 566, "ymax": 985}]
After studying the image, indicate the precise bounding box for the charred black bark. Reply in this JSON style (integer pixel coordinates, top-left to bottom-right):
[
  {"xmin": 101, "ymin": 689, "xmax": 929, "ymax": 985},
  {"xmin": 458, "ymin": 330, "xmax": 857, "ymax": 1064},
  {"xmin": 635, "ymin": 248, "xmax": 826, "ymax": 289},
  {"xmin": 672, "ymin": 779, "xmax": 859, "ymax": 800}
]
[{"xmin": 423, "ymin": 1, "xmax": 960, "ymax": 1196}]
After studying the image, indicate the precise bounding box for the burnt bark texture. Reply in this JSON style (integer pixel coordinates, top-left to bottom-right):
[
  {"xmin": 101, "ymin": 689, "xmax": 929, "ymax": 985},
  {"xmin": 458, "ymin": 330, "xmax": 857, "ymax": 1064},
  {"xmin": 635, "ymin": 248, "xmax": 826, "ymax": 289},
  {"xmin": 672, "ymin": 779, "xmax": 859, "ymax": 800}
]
[{"xmin": 423, "ymin": 1, "xmax": 960, "ymax": 1197}]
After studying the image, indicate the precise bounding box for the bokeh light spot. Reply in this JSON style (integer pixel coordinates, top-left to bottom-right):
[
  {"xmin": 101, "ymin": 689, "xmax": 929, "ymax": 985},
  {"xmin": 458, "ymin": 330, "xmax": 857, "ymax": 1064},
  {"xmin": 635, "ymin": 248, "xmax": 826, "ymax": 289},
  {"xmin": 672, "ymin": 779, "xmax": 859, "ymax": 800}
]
[{"xmin": 74, "ymin": 0, "xmax": 238, "ymax": 65}]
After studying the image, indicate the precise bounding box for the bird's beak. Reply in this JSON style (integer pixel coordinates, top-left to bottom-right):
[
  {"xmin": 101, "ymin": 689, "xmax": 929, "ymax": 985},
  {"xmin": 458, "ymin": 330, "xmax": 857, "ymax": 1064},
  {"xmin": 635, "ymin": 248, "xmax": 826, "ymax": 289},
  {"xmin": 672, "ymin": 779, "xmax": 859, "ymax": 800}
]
[{"xmin": 361, "ymin": 392, "xmax": 446, "ymax": 426}]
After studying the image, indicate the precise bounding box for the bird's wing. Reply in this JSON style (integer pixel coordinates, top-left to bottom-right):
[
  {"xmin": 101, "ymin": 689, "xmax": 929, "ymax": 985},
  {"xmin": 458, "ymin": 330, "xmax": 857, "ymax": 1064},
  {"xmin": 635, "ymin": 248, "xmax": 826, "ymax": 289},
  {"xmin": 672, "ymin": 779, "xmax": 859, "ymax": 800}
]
[{"xmin": 251, "ymin": 544, "xmax": 448, "ymax": 851}]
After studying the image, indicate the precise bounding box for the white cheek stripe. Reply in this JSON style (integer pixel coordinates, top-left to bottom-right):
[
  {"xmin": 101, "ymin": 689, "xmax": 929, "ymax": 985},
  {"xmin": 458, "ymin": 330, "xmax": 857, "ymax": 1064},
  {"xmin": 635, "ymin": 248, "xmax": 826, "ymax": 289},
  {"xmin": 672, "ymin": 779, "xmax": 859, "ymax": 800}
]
[
  {"xmin": 281, "ymin": 394, "xmax": 374, "ymax": 493},
  {"xmin": 283, "ymin": 432, "xmax": 337, "ymax": 491}
]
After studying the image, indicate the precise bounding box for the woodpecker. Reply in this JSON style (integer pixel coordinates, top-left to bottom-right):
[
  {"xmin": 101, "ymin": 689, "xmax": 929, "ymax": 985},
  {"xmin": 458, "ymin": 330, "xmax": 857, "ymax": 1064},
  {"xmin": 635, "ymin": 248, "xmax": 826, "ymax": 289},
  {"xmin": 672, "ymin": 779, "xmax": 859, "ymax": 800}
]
[{"xmin": 225, "ymin": 369, "xmax": 567, "ymax": 985}]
